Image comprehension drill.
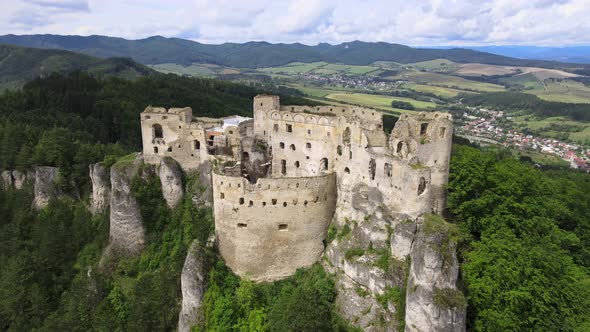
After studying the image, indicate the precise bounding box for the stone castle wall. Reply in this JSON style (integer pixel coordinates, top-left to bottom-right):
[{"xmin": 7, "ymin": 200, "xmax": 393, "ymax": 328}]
[{"xmin": 212, "ymin": 172, "xmax": 336, "ymax": 281}]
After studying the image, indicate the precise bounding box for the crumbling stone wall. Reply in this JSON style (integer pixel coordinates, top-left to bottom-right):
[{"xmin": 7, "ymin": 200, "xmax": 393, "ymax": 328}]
[{"xmin": 212, "ymin": 172, "xmax": 337, "ymax": 281}]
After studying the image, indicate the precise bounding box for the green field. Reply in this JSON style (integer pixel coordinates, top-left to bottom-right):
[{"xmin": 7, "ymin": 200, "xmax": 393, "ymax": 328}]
[
  {"xmin": 391, "ymin": 71, "xmax": 505, "ymax": 92},
  {"xmin": 401, "ymin": 83, "xmax": 472, "ymax": 98},
  {"xmin": 324, "ymin": 92, "xmax": 435, "ymax": 112},
  {"xmin": 149, "ymin": 63, "xmax": 218, "ymax": 76},
  {"xmin": 512, "ymin": 115, "xmax": 590, "ymax": 144},
  {"xmin": 407, "ymin": 58, "xmax": 460, "ymax": 72},
  {"xmin": 531, "ymin": 80, "xmax": 590, "ymax": 104},
  {"xmin": 259, "ymin": 62, "xmax": 380, "ymax": 76}
]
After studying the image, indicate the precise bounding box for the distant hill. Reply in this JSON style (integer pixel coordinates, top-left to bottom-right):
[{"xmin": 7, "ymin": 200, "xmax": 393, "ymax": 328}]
[
  {"xmin": 0, "ymin": 34, "xmax": 584, "ymax": 69},
  {"xmin": 465, "ymin": 46, "xmax": 590, "ymax": 64},
  {"xmin": 0, "ymin": 43, "xmax": 155, "ymax": 91}
]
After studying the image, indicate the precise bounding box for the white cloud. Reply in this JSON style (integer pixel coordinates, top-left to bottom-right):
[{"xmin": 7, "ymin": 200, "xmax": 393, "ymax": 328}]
[{"xmin": 0, "ymin": 0, "xmax": 588, "ymax": 46}]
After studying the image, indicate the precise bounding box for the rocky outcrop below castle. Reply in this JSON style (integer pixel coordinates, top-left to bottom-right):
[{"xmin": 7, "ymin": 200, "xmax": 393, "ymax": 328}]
[
  {"xmin": 405, "ymin": 218, "xmax": 466, "ymax": 332},
  {"xmin": 178, "ymin": 240, "xmax": 209, "ymax": 332},
  {"xmin": 159, "ymin": 157, "xmax": 183, "ymax": 209},
  {"xmin": 33, "ymin": 166, "xmax": 62, "ymax": 210},
  {"xmin": 90, "ymin": 163, "xmax": 111, "ymax": 215},
  {"xmin": 107, "ymin": 157, "xmax": 145, "ymax": 256}
]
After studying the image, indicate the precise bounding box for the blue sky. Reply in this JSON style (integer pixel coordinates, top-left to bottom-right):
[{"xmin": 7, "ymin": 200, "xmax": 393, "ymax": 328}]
[{"xmin": 1, "ymin": 0, "xmax": 589, "ymax": 46}]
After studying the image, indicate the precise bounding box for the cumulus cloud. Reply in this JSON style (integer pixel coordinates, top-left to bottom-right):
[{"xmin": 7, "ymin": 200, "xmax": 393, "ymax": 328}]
[{"xmin": 0, "ymin": 0, "xmax": 588, "ymax": 46}]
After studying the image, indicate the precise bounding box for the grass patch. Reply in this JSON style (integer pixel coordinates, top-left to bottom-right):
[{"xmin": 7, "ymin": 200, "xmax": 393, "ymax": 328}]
[
  {"xmin": 337, "ymin": 224, "xmax": 352, "ymax": 241},
  {"xmin": 345, "ymin": 248, "xmax": 365, "ymax": 261},
  {"xmin": 433, "ymin": 287, "xmax": 467, "ymax": 310}
]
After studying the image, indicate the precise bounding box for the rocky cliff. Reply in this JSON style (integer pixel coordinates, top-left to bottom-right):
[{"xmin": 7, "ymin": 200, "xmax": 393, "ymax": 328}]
[
  {"xmin": 178, "ymin": 240, "xmax": 209, "ymax": 332},
  {"xmin": 90, "ymin": 163, "xmax": 111, "ymax": 215},
  {"xmin": 107, "ymin": 156, "xmax": 145, "ymax": 256},
  {"xmin": 33, "ymin": 166, "xmax": 61, "ymax": 210},
  {"xmin": 404, "ymin": 216, "xmax": 466, "ymax": 332},
  {"xmin": 158, "ymin": 157, "xmax": 183, "ymax": 209}
]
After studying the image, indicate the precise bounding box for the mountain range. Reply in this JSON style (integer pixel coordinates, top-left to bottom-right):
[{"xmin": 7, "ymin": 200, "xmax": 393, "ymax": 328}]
[{"xmin": 1, "ymin": 34, "xmax": 586, "ymax": 69}]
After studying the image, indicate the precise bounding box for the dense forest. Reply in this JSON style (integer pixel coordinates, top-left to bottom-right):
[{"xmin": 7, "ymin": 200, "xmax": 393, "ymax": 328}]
[{"xmin": 0, "ymin": 72, "xmax": 589, "ymax": 331}]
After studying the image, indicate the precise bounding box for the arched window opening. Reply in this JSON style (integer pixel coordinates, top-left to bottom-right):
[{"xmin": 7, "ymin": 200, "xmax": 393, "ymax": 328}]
[
  {"xmin": 208, "ymin": 135, "xmax": 215, "ymax": 147},
  {"xmin": 290, "ymin": 144, "xmax": 296, "ymax": 151},
  {"xmin": 281, "ymin": 160, "xmax": 286, "ymax": 175},
  {"xmin": 167, "ymin": 146, "xmax": 172, "ymax": 152},
  {"xmin": 344, "ymin": 167, "xmax": 350, "ymax": 174},
  {"xmin": 420, "ymin": 123, "xmax": 429, "ymax": 136},
  {"xmin": 153, "ymin": 146, "xmax": 158, "ymax": 154},
  {"xmin": 286, "ymin": 124, "xmax": 293, "ymax": 133},
  {"xmin": 273, "ymin": 123, "xmax": 279, "ymax": 132},
  {"xmin": 337, "ymin": 145, "xmax": 342, "ymax": 156},
  {"xmin": 280, "ymin": 142, "xmax": 285, "ymax": 149},
  {"xmin": 194, "ymin": 140, "xmax": 200, "ymax": 150},
  {"xmin": 439, "ymin": 127, "xmax": 446, "ymax": 138},
  {"xmin": 306, "ymin": 142, "xmax": 311, "ymax": 149},
  {"xmin": 249, "ymin": 200, "xmax": 254, "ymax": 207},
  {"xmin": 418, "ymin": 177, "xmax": 427, "ymax": 195},
  {"xmin": 294, "ymin": 161, "xmax": 300, "ymax": 168},
  {"xmin": 239, "ymin": 198, "xmax": 245, "ymax": 205},
  {"xmin": 272, "ymin": 199, "xmax": 278, "ymax": 205},
  {"xmin": 242, "ymin": 152, "xmax": 250, "ymax": 161},
  {"xmin": 384, "ymin": 163, "xmax": 392, "ymax": 177},
  {"xmin": 342, "ymin": 127, "xmax": 351, "ymax": 145},
  {"xmin": 283, "ymin": 202, "xmax": 287, "ymax": 207},
  {"xmin": 397, "ymin": 142, "xmax": 403, "ymax": 154},
  {"xmin": 320, "ymin": 158, "xmax": 328, "ymax": 172},
  {"xmin": 153, "ymin": 123, "xmax": 163, "ymax": 138},
  {"xmin": 369, "ymin": 158, "xmax": 376, "ymax": 180}
]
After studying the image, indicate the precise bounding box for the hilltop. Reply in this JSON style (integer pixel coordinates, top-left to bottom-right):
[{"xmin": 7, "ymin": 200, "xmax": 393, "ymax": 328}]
[{"xmin": 0, "ymin": 43, "xmax": 155, "ymax": 91}]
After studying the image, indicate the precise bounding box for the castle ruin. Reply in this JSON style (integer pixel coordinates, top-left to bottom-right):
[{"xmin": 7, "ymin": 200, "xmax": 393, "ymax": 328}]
[{"xmin": 140, "ymin": 95, "xmax": 453, "ymax": 281}]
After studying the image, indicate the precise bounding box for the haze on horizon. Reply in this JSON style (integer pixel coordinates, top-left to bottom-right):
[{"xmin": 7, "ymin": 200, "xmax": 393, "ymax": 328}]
[{"xmin": 1, "ymin": 0, "xmax": 590, "ymax": 47}]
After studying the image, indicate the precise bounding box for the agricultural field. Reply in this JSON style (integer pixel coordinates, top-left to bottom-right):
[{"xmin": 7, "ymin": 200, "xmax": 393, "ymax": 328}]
[
  {"xmin": 401, "ymin": 83, "xmax": 472, "ymax": 98},
  {"xmin": 530, "ymin": 80, "xmax": 590, "ymax": 103},
  {"xmin": 388, "ymin": 71, "xmax": 505, "ymax": 92},
  {"xmin": 258, "ymin": 62, "xmax": 327, "ymax": 74},
  {"xmin": 258, "ymin": 62, "xmax": 380, "ymax": 76},
  {"xmin": 511, "ymin": 115, "xmax": 590, "ymax": 144},
  {"xmin": 407, "ymin": 58, "xmax": 460, "ymax": 72},
  {"xmin": 324, "ymin": 92, "xmax": 435, "ymax": 113},
  {"xmin": 148, "ymin": 63, "xmax": 217, "ymax": 76},
  {"xmin": 148, "ymin": 63, "xmax": 246, "ymax": 77}
]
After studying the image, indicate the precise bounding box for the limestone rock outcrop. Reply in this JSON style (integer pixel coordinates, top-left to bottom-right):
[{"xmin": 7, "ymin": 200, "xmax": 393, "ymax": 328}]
[
  {"xmin": 33, "ymin": 166, "xmax": 61, "ymax": 210},
  {"xmin": 1, "ymin": 170, "xmax": 13, "ymax": 189},
  {"xmin": 325, "ymin": 212, "xmax": 402, "ymax": 331},
  {"xmin": 158, "ymin": 157, "xmax": 183, "ymax": 209},
  {"xmin": 12, "ymin": 170, "xmax": 28, "ymax": 190},
  {"xmin": 178, "ymin": 240, "xmax": 208, "ymax": 332},
  {"xmin": 89, "ymin": 163, "xmax": 111, "ymax": 215},
  {"xmin": 108, "ymin": 157, "xmax": 145, "ymax": 256},
  {"xmin": 404, "ymin": 218, "xmax": 466, "ymax": 332}
]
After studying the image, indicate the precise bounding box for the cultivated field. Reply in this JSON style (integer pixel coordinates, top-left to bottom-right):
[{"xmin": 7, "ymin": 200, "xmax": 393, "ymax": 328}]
[
  {"xmin": 401, "ymin": 83, "xmax": 472, "ymax": 98},
  {"xmin": 324, "ymin": 92, "xmax": 435, "ymax": 112},
  {"xmin": 388, "ymin": 71, "xmax": 505, "ymax": 92}
]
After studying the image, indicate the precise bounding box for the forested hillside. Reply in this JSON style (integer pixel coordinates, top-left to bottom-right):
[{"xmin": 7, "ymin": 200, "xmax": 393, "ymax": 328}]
[
  {"xmin": 0, "ymin": 34, "xmax": 582, "ymax": 69},
  {"xmin": 461, "ymin": 92, "xmax": 590, "ymax": 121},
  {"xmin": 0, "ymin": 72, "xmax": 588, "ymax": 331},
  {"xmin": 0, "ymin": 44, "xmax": 155, "ymax": 91}
]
